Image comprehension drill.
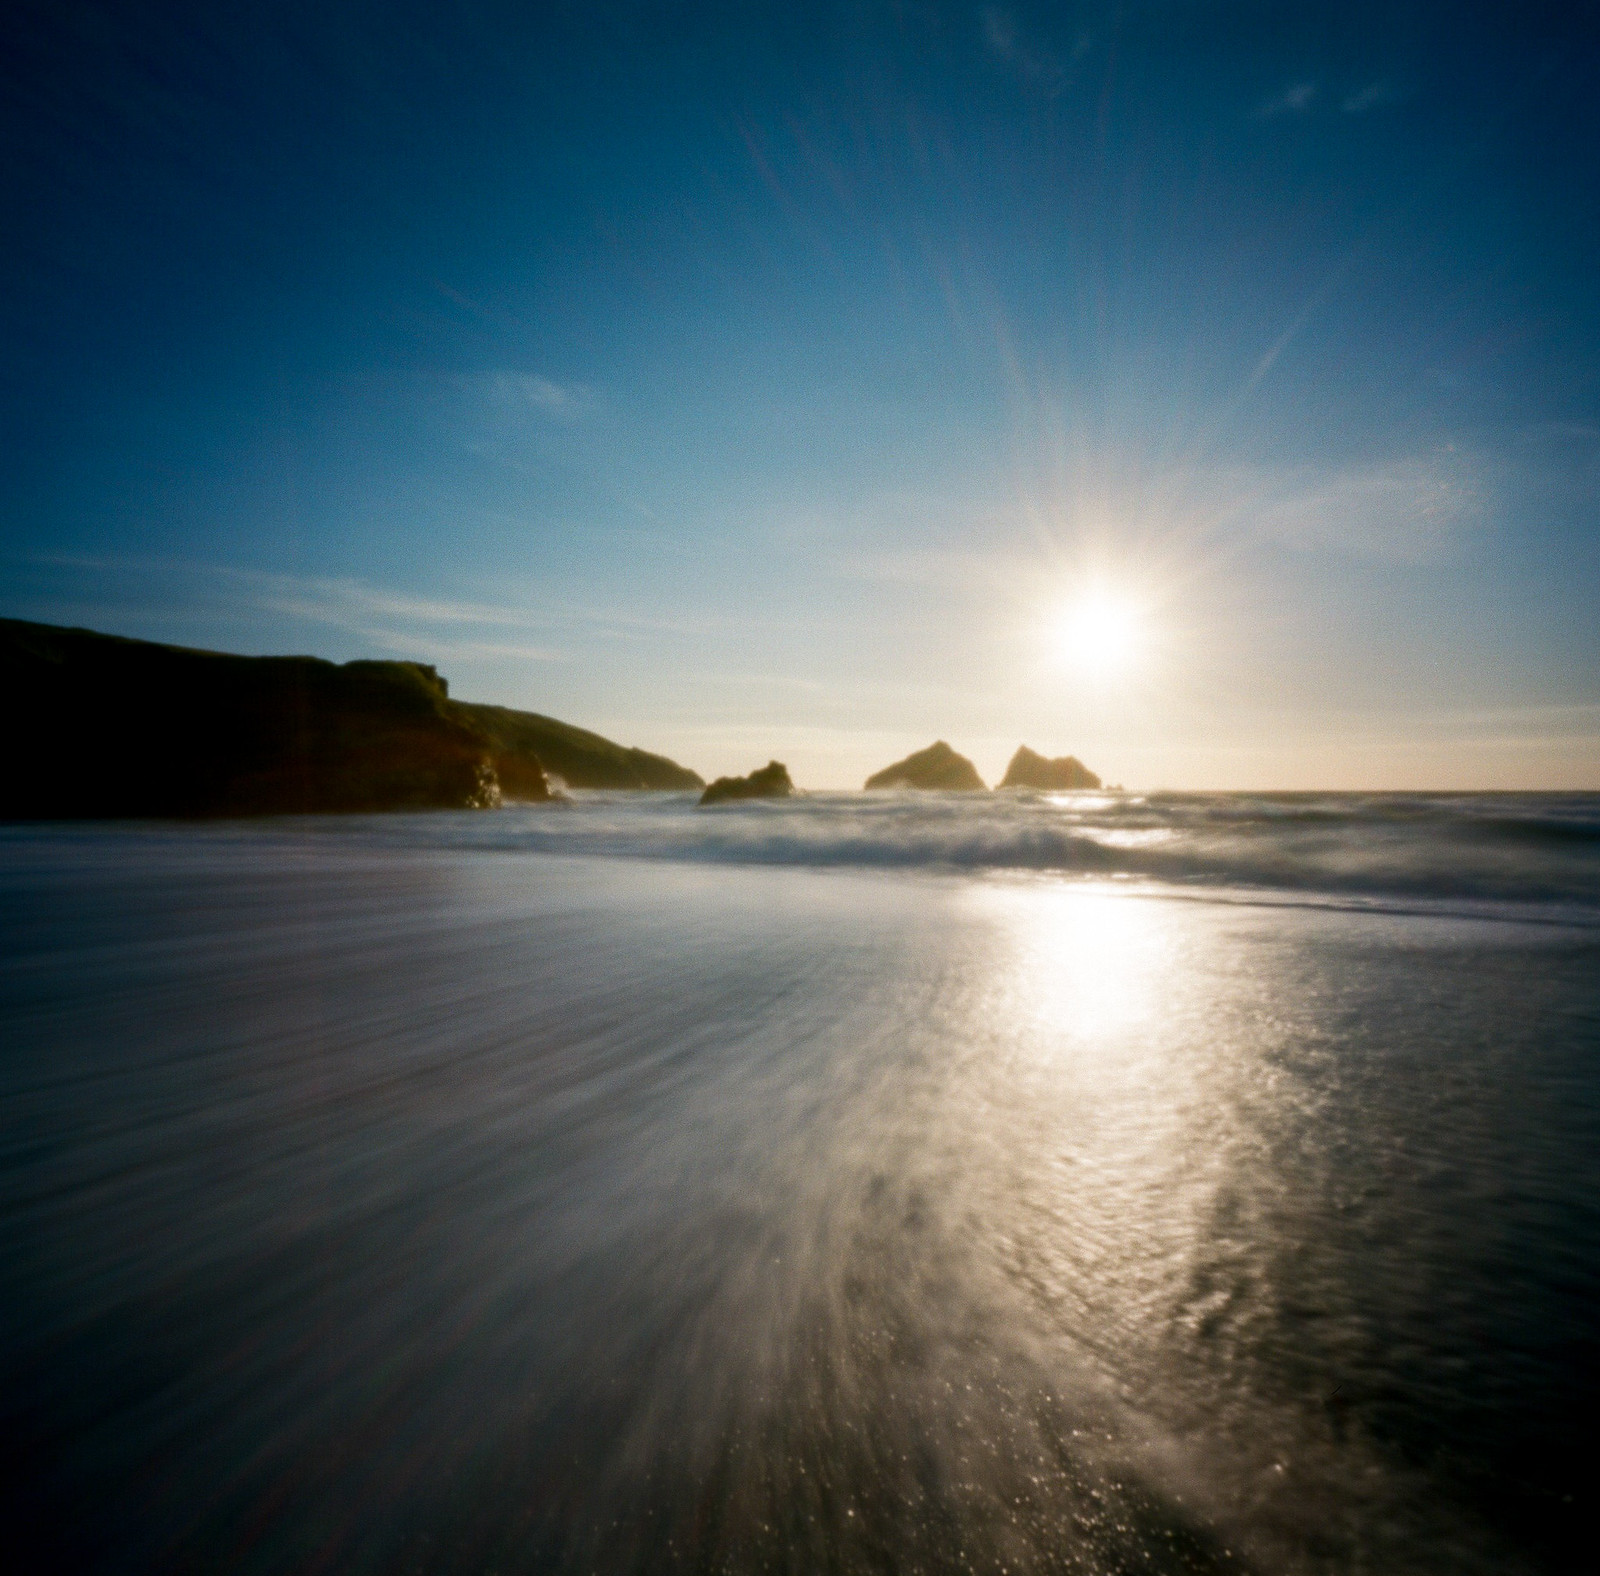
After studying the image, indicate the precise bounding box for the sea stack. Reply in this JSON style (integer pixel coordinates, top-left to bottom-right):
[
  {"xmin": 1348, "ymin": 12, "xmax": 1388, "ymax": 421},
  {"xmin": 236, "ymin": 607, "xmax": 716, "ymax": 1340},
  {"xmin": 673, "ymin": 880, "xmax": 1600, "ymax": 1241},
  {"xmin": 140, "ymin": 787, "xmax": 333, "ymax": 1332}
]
[
  {"xmin": 864, "ymin": 741, "xmax": 985, "ymax": 791},
  {"xmin": 698, "ymin": 761, "xmax": 795, "ymax": 806},
  {"xmin": 997, "ymin": 746, "xmax": 1102, "ymax": 790}
]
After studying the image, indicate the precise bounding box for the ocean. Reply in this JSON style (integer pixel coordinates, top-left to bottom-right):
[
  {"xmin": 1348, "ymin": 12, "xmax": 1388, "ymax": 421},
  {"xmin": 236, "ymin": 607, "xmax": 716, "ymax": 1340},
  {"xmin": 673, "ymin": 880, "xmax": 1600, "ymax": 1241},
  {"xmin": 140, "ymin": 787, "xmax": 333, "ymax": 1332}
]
[{"xmin": 2, "ymin": 791, "xmax": 1597, "ymax": 1574}]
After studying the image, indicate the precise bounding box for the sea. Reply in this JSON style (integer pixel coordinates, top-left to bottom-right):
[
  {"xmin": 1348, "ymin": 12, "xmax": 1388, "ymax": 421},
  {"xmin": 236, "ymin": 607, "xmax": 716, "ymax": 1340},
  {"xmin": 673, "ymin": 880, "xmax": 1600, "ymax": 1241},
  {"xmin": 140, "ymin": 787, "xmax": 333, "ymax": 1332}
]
[{"xmin": 2, "ymin": 790, "xmax": 1597, "ymax": 1575}]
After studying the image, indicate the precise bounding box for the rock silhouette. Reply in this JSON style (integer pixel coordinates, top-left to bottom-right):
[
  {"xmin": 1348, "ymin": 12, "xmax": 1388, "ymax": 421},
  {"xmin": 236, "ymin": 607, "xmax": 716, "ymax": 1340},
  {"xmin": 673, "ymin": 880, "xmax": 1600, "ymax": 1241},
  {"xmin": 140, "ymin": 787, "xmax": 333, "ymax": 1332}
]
[
  {"xmin": 998, "ymin": 746, "xmax": 1102, "ymax": 790},
  {"xmin": 698, "ymin": 761, "xmax": 795, "ymax": 806},
  {"xmin": 1, "ymin": 617, "xmax": 497, "ymax": 817},
  {"xmin": 864, "ymin": 741, "xmax": 985, "ymax": 791},
  {"xmin": 1, "ymin": 617, "xmax": 702, "ymax": 818}
]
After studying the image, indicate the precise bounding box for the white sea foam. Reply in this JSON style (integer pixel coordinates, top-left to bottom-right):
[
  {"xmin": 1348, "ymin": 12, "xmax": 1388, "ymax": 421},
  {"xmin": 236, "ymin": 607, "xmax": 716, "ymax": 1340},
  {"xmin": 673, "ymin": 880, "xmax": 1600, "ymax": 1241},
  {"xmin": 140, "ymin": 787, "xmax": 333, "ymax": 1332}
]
[{"xmin": 173, "ymin": 788, "xmax": 1599, "ymax": 915}]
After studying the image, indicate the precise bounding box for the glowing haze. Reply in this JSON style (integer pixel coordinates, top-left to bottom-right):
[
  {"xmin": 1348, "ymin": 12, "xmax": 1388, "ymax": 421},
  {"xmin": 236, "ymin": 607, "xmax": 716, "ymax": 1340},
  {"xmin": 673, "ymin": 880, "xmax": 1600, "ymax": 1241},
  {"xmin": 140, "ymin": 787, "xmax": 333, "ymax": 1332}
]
[{"xmin": 1, "ymin": 2, "xmax": 1596, "ymax": 788}]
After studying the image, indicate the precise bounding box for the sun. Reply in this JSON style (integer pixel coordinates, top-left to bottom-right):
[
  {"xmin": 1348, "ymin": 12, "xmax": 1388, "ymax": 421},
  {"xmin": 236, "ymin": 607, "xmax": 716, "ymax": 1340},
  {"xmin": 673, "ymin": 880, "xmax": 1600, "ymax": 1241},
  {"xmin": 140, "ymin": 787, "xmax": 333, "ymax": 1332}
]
[{"xmin": 1052, "ymin": 589, "xmax": 1144, "ymax": 677}]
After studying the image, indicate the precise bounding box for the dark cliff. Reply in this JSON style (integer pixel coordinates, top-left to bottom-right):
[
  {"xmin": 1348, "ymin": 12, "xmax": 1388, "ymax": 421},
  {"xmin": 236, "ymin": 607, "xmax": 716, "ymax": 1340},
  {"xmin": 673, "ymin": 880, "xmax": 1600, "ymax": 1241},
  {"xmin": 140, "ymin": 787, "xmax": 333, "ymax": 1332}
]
[
  {"xmin": 1, "ymin": 617, "xmax": 498, "ymax": 818},
  {"xmin": 0, "ymin": 618, "xmax": 702, "ymax": 818}
]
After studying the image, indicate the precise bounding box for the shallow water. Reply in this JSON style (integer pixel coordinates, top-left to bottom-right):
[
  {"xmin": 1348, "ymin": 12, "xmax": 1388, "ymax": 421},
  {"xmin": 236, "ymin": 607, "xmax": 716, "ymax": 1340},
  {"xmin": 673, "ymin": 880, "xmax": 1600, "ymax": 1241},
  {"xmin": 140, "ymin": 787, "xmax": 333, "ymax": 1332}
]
[{"xmin": 2, "ymin": 795, "xmax": 1598, "ymax": 1573}]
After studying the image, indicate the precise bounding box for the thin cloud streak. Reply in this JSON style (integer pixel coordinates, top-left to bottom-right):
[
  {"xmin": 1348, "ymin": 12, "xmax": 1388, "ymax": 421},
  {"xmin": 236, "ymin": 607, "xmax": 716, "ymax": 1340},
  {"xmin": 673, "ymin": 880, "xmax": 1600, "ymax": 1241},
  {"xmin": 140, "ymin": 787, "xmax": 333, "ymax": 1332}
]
[
  {"xmin": 1258, "ymin": 82, "xmax": 1317, "ymax": 117},
  {"xmin": 20, "ymin": 553, "xmax": 802, "ymax": 648},
  {"xmin": 1343, "ymin": 81, "xmax": 1403, "ymax": 113},
  {"xmin": 24, "ymin": 555, "xmax": 567, "ymax": 657},
  {"xmin": 980, "ymin": 8, "xmax": 1081, "ymax": 93},
  {"xmin": 1237, "ymin": 450, "xmax": 1486, "ymax": 563},
  {"xmin": 473, "ymin": 371, "xmax": 590, "ymax": 416}
]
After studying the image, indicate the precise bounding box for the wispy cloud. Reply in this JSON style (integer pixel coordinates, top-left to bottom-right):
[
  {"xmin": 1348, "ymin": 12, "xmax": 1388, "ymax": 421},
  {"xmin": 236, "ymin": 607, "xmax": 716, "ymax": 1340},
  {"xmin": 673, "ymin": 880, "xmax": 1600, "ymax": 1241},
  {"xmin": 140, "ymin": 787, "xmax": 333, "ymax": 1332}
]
[
  {"xmin": 24, "ymin": 555, "xmax": 570, "ymax": 662},
  {"xmin": 247, "ymin": 577, "xmax": 548, "ymax": 630},
  {"xmin": 1236, "ymin": 449, "xmax": 1486, "ymax": 563},
  {"xmin": 19, "ymin": 552, "xmax": 797, "ymax": 655},
  {"xmin": 1342, "ymin": 80, "xmax": 1403, "ymax": 114},
  {"xmin": 247, "ymin": 566, "xmax": 793, "ymax": 645},
  {"xmin": 245, "ymin": 574, "xmax": 567, "ymax": 660},
  {"xmin": 981, "ymin": 7, "xmax": 1085, "ymax": 93},
  {"xmin": 475, "ymin": 371, "xmax": 588, "ymax": 415},
  {"xmin": 1258, "ymin": 81, "xmax": 1316, "ymax": 117}
]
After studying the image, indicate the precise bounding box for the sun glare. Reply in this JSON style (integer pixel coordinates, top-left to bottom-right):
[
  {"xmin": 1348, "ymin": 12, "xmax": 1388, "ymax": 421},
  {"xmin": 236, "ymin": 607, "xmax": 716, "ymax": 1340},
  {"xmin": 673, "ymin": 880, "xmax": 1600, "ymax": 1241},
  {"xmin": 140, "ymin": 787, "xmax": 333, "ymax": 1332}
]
[{"xmin": 1052, "ymin": 589, "xmax": 1144, "ymax": 677}]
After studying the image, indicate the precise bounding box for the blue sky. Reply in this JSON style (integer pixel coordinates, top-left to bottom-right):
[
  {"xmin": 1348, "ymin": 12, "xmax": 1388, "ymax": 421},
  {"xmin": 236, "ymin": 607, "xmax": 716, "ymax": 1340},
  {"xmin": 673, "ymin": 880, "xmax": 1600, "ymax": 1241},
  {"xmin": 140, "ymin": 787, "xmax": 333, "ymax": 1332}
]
[{"xmin": 2, "ymin": 1, "xmax": 1597, "ymax": 787}]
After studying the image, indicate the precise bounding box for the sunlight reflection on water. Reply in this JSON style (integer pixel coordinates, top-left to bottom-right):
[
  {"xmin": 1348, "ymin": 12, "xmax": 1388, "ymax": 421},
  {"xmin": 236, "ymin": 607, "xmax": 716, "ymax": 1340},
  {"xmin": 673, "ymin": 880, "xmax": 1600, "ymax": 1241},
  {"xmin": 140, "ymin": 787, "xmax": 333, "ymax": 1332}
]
[
  {"xmin": 986, "ymin": 881, "xmax": 1167, "ymax": 1040},
  {"xmin": 1, "ymin": 828, "xmax": 1596, "ymax": 1575}
]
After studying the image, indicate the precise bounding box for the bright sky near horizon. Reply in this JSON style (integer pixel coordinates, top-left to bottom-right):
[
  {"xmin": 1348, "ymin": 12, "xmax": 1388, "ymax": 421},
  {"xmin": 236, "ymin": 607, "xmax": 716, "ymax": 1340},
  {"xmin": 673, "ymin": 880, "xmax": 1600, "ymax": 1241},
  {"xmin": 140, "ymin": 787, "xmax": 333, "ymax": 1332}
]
[{"xmin": 2, "ymin": 1, "xmax": 1597, "ymax": 789}]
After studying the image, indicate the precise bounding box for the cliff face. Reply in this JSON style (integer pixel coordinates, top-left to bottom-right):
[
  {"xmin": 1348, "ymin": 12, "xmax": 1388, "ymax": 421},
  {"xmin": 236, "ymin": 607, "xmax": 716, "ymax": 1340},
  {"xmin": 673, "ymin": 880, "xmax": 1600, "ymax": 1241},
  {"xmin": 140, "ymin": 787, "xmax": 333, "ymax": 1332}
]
[
  {"xmin": 488, "ymin": 748, "xmax": 556, "ymax": 802},
  {"xmin": 0, "ymin": 617, "xmax": 706, "ymax": 818},
  {"xmin": 864, "ymin": 741, "xmax": 986, "ymax": 791},
  {"xmin": 450, "ymin": 701, "xmax": 703, "ymax": 791},
  {"xmin": 1, "ymin": 618, "xmax": 500, "ymax": 818},
  {"xmin": 698, "ymin": 761, "xmax": 794, "ymax": 806},
  {"xmin": 998, "ymin": 746, "xmax": 1102, "ymax": 791}
]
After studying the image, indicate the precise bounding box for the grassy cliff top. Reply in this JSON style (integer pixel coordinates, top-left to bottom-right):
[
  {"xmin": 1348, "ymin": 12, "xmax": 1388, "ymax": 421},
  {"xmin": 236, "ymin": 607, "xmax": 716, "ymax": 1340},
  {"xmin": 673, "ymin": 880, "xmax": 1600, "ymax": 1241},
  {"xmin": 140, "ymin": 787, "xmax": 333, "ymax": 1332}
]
[{"xmin": 453, "ymin": 700, "xmax": 702, "ymax": 790}]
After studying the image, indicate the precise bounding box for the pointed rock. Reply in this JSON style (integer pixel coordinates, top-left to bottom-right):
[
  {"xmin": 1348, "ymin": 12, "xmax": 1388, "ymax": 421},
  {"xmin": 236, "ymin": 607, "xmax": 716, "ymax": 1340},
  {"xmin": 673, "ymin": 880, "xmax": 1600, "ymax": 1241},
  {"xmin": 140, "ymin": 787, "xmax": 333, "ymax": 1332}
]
[
  {"xmin": 998, "ymin": 745, "xmax": 1101, "ymax": 790},
  {"xmin": 864, "ymin": 741, "xmax": 985, "ymax": 791}
]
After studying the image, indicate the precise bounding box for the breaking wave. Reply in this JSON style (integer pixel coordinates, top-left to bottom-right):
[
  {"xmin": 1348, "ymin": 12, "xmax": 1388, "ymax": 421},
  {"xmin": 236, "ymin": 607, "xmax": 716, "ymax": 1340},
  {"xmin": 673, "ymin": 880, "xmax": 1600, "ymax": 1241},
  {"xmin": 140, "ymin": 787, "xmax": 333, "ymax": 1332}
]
[{"xmin": 285, "ymin": 789, "xmax": 1600, "ymax": 914}]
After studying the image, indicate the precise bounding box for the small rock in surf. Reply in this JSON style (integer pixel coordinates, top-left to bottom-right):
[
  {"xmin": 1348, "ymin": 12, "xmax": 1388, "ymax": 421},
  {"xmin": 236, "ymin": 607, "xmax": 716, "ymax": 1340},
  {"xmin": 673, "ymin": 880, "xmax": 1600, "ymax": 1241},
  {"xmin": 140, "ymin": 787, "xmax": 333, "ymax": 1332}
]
[{"xmin": 698, "ymin": 761, "xmax": 795, "ymax": 806}]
